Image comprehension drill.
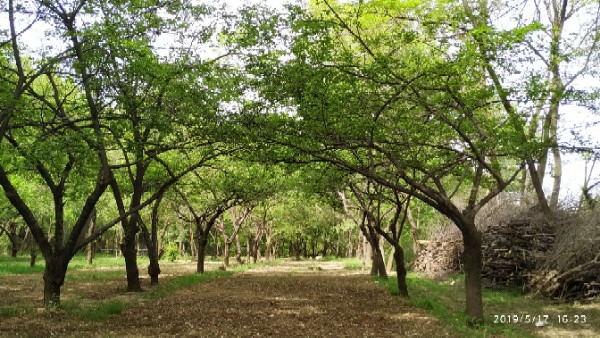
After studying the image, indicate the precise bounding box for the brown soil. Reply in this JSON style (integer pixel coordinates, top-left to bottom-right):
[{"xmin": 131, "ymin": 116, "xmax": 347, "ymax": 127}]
[{"xmin": 0, "ymin": 260, "xmax": 453, "ymax": 337}]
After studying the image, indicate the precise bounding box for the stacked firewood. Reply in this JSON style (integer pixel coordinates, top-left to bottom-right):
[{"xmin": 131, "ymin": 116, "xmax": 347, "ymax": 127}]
[
  {"xmin": 481, "ymin": 218, "xmax": 555, "ymax": 287},
  {"xmin": 528, "ymin": 257, "xmax": 600, "ymax": 301},
  {"xmin": 527, "ymin": 209, "xmax": 600, "ymax": 302},
  {"xmin": 413, "ymin": 240, "xmax": 463, "ymax": 276}
]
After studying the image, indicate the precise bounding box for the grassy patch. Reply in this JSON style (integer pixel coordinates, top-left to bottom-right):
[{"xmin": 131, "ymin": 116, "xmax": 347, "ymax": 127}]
[
  {"xmin": 0, "ymin": 254, "xmax": 150, "ymax": 275},
  {"xmin": 60, "ymin": 260, "xmax": 278, "ymax": 321},
  {"xmin": 382, "ymin": 273, "xmax": 600, "ymax": 337},
  {"xmin": 0, "ymin": 256, "xmax": 45, "ymax": 274},
  {"xmin": 65, "ymin": 269, "xmax": 125, "ymax": 282},
  {"xmin": 339, "ymin": 258, "xmax": 364, "ymax": 271},
  {"xmin": 66, "ymin": 299, "xmax": 127, "ymax": 321},
  {"xmin": 145, "ymin": 270, "xmax": 235, "ymax": 300},
  {"xmin": 60, "ymin": 269, "xmax": 238, "ymax": 321},
  {"xmin": 0, "ymin": 306, "xmax": 29, "ymax": 318}
]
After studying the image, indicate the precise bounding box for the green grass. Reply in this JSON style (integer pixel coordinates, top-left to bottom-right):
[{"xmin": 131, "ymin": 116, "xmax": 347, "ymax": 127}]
[
  {"xmin": 58, "ymin": 269, "xmax": 236, "ymax": 321},
  {"xmin": 65, "ymin": 299, "xmax": 127, "ymax": 321},
  {"xmin": 0, "ymin": 306, "xmax": 29, "ymax": 317},
  {"xmin": 0, "ymin": 254, "xmax": 150, "ymax": 275},
  {"xmin": 0, "ymin": 256, "xmax": 45, "ymax": 274},
  {"xmin": 338, "ymin": 257, "xmax": 364, "ymax": 271},
  {"xmin": 144, "ymin": 270, "xmax": 235, "ymax": 300},
  {"xmin": 381, "ymin": 273, "xmax": 600, "ymax": 337}
]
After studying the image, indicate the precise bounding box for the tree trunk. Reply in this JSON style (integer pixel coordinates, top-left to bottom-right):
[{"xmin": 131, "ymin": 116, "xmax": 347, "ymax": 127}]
[
  {"xmin": 393, "ymin": 245, "xmax": 409, "ymax": 298},
  {"xmin": 30, "ymin": 248, "xmax": 37, "ymax": 267},
  {"xmin": 235, "ymin": 234, "xmax": 242, "ymax": 264},
  {"xmin": 461, "ymin": 225, "xmax": 484, "ymax": 324},
  {"xmin": 370, "ymin": 244, "xmax": 387, "ymax": 279},
  {"xmin": 197, "ymin": 235, "xmax": 208, "ymax": 273},
  {"xmin": 147, "ymin": 256, "xmax": 161, "ymax": 286},
  {"xmin": 86, "ymin": 210, "xmax": 96, "ymax": 265},
  {"xmin": 386, "ymin": 246, "xmax": 395, "ymax": 273},
  {"xmin": 190, "ymin": 226, "xmax": 197, "ymax": 259},
  {"xmin": 121, "ymin": 225, "xmax": 142, "ymax": 292},
  {"xmin": 253, "ymin": 234, "xmax": 261, "ymax": 263},
  {"xmin": 406, "ymin": 207, "xmax": 421, "ymax": 256},
  {"xmin": 223, "ymin": 241, "xmax": 231, "ymax": 267},
  {"xmin": 265, "ymin": 235, "xmax": 273, "ymax": 261},
  {"xmin": 550, "ymin": 147, "xmax": 562, "ymax": 208},
  {"xmin": 247, "ymin": 237, "xmax": 252, "ymax": 263},
  {"xmin": 43, "ymin": 258, "xmax": 68, "ymax": 308},
  {"xmin": 140, "ymin": 220, "xmax": 162, "ymax": 286}
]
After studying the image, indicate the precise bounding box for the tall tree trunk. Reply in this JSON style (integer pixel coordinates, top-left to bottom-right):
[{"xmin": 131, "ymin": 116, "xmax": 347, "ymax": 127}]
[
  {"xmin": 461, "ymin": 222, "xmax": 483, "ymax": 324},
  {"xmin": 246, "ymin": 237, "xmax": 251, "ymax": 263},
  {"xmin": 393, "ymin": 245, "xmax": 409, "ymax": 298},
  {"xmin": 253, "ymin": 233, "xmax": 261, "ymax": 263},
  {"xmin": 140, "ymin": 221, "xmax": 161, "ymax": 286},
  {"xmin": 406, "ymin": 207, "xmax": 421, "ymax": 256},
  {"xmin": 265, "ymin": 235, "xmax": 273, "ymax": 261},
  {"xmin": 223, "ymin": 241, "xmax": 231, "ymax": 267},
  {"xmin": 29, "ymin": 248, "xmax": 37, "ymax": 267},
  {"xmin": 86, "ymin": 209, "xmax": 96, "ymax": 265},
  {"xmin": 196, "ymin": 231, "xmax": 209, "ymax": 273},
  {"xmin": 550, "ymin": 146, "xmax": 562, "ymax": 208},
  {"xmin": 121, "ymin": 223, "xmax": 142, "ymax": 292},
  {"xmin": 43, "ymin": 257, "xmax": 68, "ymax": 307},
  {"xmin": 370, "ymin": 244, "xmax": 387, "ymax": 279},
  {"xmin": 147, "ymin": 250, "xmax": 161, "ymax": 286},
  {"xmin": 147, "ymin": 192, "xmax": 164, "ymax": 285},
  {"xmin": 386, "ymin": 246, "xmax": 395, "ymax": 273},
  {"xmin": 189, "ymin": 225, "xmax": 197, "ymax": 259},
  {"xmin": 235, "ymin": 234, "xmax": 242, "ymax": 264}
]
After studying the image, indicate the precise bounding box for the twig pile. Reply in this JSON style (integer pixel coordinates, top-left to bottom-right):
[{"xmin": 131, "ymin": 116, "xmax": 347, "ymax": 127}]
[
  {"xmin": 481, "ymin": 213, "xmax": 555, "ymax": 287},
  {"xmin": 528, "ymin": 209, "xmax": 600, "ymax": 302},
  {"xmin": 413, "ymin": 240, "xmax": 463, "ymax": 276}
]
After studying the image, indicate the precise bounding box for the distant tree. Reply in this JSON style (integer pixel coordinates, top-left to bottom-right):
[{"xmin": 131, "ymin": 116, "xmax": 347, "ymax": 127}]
[{"xmin": 174, "ymin": 160, "xmax": 278, "ymax": 272}]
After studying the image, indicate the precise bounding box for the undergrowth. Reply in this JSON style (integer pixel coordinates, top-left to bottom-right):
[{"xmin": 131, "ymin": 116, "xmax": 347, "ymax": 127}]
[{"xmin": 381, "ymin": 273, "xmax": 600, "ymax": 338}]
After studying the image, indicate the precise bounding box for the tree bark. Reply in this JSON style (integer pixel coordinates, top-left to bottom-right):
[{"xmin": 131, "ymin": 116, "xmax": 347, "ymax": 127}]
[
  {"xmin": 86, "ymin": 209, "xmax": 96, "ymax": 265},
  {"xmin": 386, "ymin": 246, "xmax": 395, "ymax": 273},
  {"xmin": 393, "ymin": 245, "xmax": 409, "ymax": 298},
  {"xmin": 42, "ymin": 257, "xmax": 68, "ymax": 307},
  {"xmin": 369, "ymin": 236, "xmax": 387, "ymax": 279},
  {"xmin": 197, "ymin": 235, "xmax": 208, "ymax": 273},
  {"xmin": 461, "ymin": 223, "xmax": 484, "ymax": 324},
  {"xmin": 223, "ymin": 241, "xmax": 231, "ymax": 267},
  {"xmin": 235, "ymin": 233, "xmax": 243, "ymax": 264},
  {"xmin": 121, "ymin": 224, "xmax": 142, "ymax": 292},
  {"xmin": 140, "ymin": 219, "xmax": 161, "ymax": 286},
  {"xmin": 30, "ymin": 248, "xmax": 37, "ymax": 267},
  {"xmin": 147, "ymin": 257, "xmax": 161, "ymax": 286}
]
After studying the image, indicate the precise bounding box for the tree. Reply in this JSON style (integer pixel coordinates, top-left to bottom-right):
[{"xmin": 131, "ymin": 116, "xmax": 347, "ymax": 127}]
[
  {"xmin": 238, "ymin": 0, "xmax": 541, "ymax": 323},
  {"xmin": 491, "ymin": 0, "xmax": 600, "ymax": 208},
  {"xmin": 217, "ymin": 205, "xmax": 253, "ymax": 267},
  {"xmin": 174, "ymin": 160, "xmax": 278, "ymax": 272},
  {"xmin": 338, "ymin": 183, "xmax": 387, "ymax": 279},
  {"xmin": 339, "ymin": 175, "xmax": 412, "ymax": 296},
  {"xmin": 0, "ymin": 0, "xmax": 233, "ymax": 306}
]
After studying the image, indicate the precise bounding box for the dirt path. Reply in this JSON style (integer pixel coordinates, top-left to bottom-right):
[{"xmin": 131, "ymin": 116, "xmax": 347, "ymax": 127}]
[{"xmin": 1, "ymin": 261, "xmax": 453, "ymax": 337}]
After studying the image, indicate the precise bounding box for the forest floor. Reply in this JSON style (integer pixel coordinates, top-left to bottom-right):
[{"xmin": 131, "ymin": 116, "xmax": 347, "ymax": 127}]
[{"xmin": 0, "ymin": 260, "xmax": 453, "ymax": 337}]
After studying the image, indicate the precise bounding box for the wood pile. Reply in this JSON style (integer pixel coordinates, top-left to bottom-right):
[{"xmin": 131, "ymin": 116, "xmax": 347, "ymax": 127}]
[
  {"xmin": 528, "ymin": 257, "xmax": 600, "ymax": 301},
  {"xmin": 481, "ymin": 218, "xmax": 555, "ymax": 287},
  {"xmin": 527, "ymin": 209, "xmax": 600, "ymax": 302},
  {"xmin": 413, "ymin": 240, "xmax": 462, "ymax": 276}
]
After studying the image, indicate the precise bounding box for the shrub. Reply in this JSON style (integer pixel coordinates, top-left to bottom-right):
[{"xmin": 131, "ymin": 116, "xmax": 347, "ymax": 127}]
[{"xmin": 164, "ymin": 243, "xmax": 179, "ymax": 262}]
